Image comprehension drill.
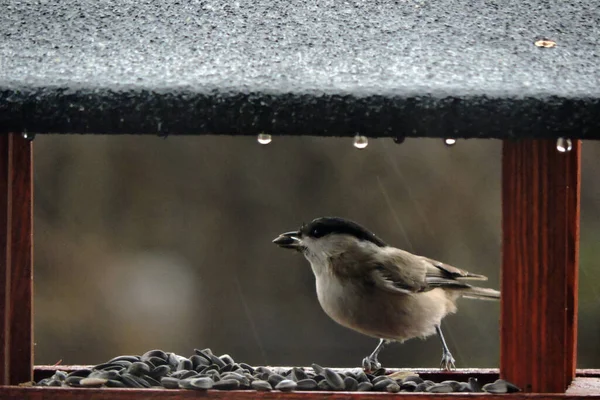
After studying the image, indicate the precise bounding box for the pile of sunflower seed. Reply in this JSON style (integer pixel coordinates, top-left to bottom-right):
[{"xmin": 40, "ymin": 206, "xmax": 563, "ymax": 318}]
[{"xmin": 36, "ymin": 348, "xmax": 520, "ymax": 393}]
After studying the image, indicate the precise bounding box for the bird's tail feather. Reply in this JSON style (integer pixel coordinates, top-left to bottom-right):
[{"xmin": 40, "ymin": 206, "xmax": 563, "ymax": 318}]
[{"xmin": 462, "ymin": 287, "xmax": 500, "ymax": 300}]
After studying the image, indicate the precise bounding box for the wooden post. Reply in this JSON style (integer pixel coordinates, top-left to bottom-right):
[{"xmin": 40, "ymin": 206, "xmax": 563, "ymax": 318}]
[
  {"xmin": 501, "ymin": 139, "xmax": 580, "ymax": 393},
  {"xmin": 0, "ymin": 133, "xmax": 33, "ymax": 385}
]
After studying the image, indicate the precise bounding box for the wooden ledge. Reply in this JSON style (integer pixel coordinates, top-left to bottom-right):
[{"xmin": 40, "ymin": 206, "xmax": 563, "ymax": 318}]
[
  {"xmin": 0, "ymin": 378, "xmax": 599, "ymax": 400},
  {"xmin": 15, "ymin": 368, "xmax": 599, "ymax": 399}
]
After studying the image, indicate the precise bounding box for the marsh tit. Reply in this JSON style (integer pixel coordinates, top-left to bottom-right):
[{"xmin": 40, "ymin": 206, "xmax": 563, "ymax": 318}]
[{"xmin": 273, "ymin": 216, "xmax": 500, "ymax": 371}]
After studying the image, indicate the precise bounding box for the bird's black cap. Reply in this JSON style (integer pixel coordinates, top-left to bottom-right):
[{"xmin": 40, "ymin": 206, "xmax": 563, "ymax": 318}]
[{"xmin": 300, "ymin": 217, "xmax": 387, "ymax": 247}]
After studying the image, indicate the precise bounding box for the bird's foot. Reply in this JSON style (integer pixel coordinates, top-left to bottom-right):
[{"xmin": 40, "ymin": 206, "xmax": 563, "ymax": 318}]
[
  {"xmin": 440, "ymin": 350, "xmax": 456, "ymax": 371},
  {"xmin": 362, "ymin": 355, "xmax": 381, "ymax": 372}
]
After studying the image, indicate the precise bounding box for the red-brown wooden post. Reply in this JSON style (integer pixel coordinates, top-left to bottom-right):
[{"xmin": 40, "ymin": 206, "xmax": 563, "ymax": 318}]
[
  {"xmin": 501, "ymin": 139, "xmax": 580, "ymax": 393},
  {"xmin": 0, "ymin": 133, "xmax": 33, "ymax": 385}
]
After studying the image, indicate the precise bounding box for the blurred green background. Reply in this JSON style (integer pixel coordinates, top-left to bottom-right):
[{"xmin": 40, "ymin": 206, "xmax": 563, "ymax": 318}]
[{"xmin": 32, "ymin": 136, "xmax": 599, "ymax": 368}]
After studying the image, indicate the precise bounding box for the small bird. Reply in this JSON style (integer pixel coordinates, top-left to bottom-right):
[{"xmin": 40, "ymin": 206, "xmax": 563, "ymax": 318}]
[{"xmin": 272, "ymin": 216, "xmax": 500, "ymax": 371}]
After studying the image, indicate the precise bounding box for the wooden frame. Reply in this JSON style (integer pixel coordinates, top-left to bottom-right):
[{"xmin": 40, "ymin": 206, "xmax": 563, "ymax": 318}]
[{"xmin": 0, "ymin": 134, "xmax": 597, "ymax": 398}]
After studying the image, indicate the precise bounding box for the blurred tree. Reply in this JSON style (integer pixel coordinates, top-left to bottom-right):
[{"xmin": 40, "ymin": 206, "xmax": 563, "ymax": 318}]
[{"xmin": 32, "ymin": 136, "xmax": 599, "ymax": 368}]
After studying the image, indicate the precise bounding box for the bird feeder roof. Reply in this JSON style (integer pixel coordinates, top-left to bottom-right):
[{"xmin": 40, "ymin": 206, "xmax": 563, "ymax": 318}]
[{"xmin": 1, "ymin": 0, "xmax": 599, "ymax": 138}]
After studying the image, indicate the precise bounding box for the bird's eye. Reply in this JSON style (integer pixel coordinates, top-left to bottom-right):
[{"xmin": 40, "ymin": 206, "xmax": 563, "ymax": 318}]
[{"xmin": 311, "ymin": 228, "xmax": 321, "ymax": 237}]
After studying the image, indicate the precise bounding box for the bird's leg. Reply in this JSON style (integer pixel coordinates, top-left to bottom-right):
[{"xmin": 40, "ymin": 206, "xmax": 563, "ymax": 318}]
[
  {"xmin": 362, "ymin": 339, "xmax": 389, "ymax": 371},
  {"xmin": 435, "ymin": 325, "xmax": 456, "ymax": 370}
]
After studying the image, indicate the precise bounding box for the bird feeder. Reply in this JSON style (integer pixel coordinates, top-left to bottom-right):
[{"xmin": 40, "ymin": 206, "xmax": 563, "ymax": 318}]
[{"xmin": 0, "ymin": 0, "xmax": 599, "ymax": 398}]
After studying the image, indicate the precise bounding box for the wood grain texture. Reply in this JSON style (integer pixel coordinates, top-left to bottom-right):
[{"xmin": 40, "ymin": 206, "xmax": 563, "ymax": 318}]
[
  {"xmin": 0, "ymin": 133, "xmax": 33, "ymax": 385},
  {"xmin": 8, "ymin": 133, "xmax": 33, "ymax": 385},
  {"xmin": 501, "ymin": 140, "xmax": 581, "ymax": 393},
  {"xmin": 0, "ymin": 135, "xmax": 9, "ymax": 384},
  {"xmin": 1, "ymin": 384, "xmax": 600, "ymax": 400}
]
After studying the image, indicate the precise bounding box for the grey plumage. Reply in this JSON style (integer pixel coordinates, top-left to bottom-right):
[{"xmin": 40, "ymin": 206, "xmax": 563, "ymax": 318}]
[{"xmin": 273, "ymin": 216, "xmax": 500, "ymax": 370}]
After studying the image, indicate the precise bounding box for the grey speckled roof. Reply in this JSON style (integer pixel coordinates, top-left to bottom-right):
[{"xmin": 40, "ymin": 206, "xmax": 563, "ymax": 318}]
[{"xmin": 0, "ymin": 0, "xmax": 599, "ymax": 138}]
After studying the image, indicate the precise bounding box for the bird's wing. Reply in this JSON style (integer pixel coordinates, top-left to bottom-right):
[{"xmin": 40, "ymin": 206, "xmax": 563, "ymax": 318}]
[
  {"xmin": 370, "ymin": 249, "xmax": 484, "ymax": 294},
  {"xmin": 369, "ymin": 249, "xmax": 431, "ymax": 294},
  {"xmin": 421, "ymin": 256, "xmax": 488, "ymax": 281}
]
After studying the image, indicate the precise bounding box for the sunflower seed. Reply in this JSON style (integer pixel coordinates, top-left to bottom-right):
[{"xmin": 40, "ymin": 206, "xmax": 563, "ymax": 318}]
[
  {"xmin": 208, "ymin": 354, "xmax": 226, "ymax": 369},
  {"xmin": 141, "ymin": 349, "xmax": 168, "ymax": 362},
  {"xmin": 355, "ymin": 371, "xmax": 369, "ymax": 383},
  {"xmin": 199, "ymin": 348, "xmax": 213, "ymax": 357},
  {"xmin": 128, "ymin": 361, "xmax": 151, "ymax": 376},
  {"xmin": 357, "ymin": 381, "xmax": 373, "ymax": 391},
  {"xmin": 311, "ymin": 363, "xmax": 324, "ymax": 375},
  {"xmin": 164, "ymin": 353, "xmax": 176, "ymax": 368},
  {"xmin": 105, "ymin": 379, "xmax": 127, "ymax": 388},
  {"xmin": 213, "ymin": 379, "xmax": 240, "ymax": 390},
  {"xmin": 267, "ymin": 374, "xmax": 286, "ymax": 387},
  {"xmin": 149, "ymin": 364, "xmax": 171, "ymax": 379},
  {"xmin": 252, "ymin": 380, "xmax": 272, "ymax": 391},
  {"xmin": 120, "ymin": 373, "xmax": 148, "ymax": 388},
  {"xmin": 190, "ymin": 377, "xmax": 214, "ymax": 390},
  {"xmin": 276, "ymin": 379, "xmax": 297, "ymax": 392},
  {"xmin": 468, "ymin": 377, "xmax": 482, "ymax": 392},
  {"xmin": 222, "ymin": 372, "xmax": 250, "ymax": 387},
  {"xmin": 202, "ymin": 369, "xmax": 220, "ymax": 380},
  {"xmin": 505, "ymin": 380, "xmax": 521, "ymax": 393},
  {"xmin": 144, "ymin": 375, "xmax": 161, "ymax": 386},
  {"xmin": 177, "ymin": 359, "xmax": 194, "ymax": 371},
  {"xmin": 93, "ymin": 363, "xmax": 123, "ymax": 372},
  {"xmin": 373, "ymin": 378, "xmax": 395, "ymax": 391},
  {"xmin": 402, "ymin": 375, "xmax": 423, "ymax": 385},
  {"xmin": 146, "ymin": 356, "xmax": 167, "ymax": 367},
  {"xmin": 79, "ymin": 377, "xmax": 108, "ymax": 387},
  {"xmin": 484, "ymin": 379, "xmax": 520, "ymax": 394},
  {"xmin": 441, "ymin": 380, "xmax": 462, "ymax": 391},
  {"xmin": 415, "ymin": 382, "xmax": 429, "ymax": 392},
  {"xmin": 240, "ymin": 363, "xmax": 255, "ymax": 374},
  {"xmin": 220, "ymin": 354, "xmax": 235, "ymax": 365},
  {"xmin": 427, "ymin": 383, "xmax": 454, "ymax": 393},
  {"xmin": 67, "ymin": 369, "xmax": 91, "ymax": 378},
  {"xmin": 52, "ymin": 371, "xmax": 67, "ymax": 381},
  {"xmin": 344, "ymin": 376, "xmax": 358, "ymax": 391},
  {"xmin": 89, "ymin": 370, "xmax": 119, "ymax": 380},
  {"xmin": 190, "ymin": 355, "xmax": 210, "ymax": 369},
  {"xmin": 317, "ymin": 380, "xmax": 332, "ymax": 390},
  {"xmin": 400, "ymin": 380, "xmax": 417, "ymax": 391},
  {"xmin": 108, "ymin": 355, "xmax": 140, "ymax": 363},
  {"xmin": 324, "ymin": 368, "xmax": 345, "ymax": 390},
  {"xmin": 161, "ymin": 377, "xmax": 180, "ymax": 389},
  {"xmin": 372, "ymin": 368, "xmax": 387, "ymax": 376},
  {"xmin": 387, "ymin": 382, "xmax": 401, "ymax": 393},
  {"xmin": 388, "ymin": 371, "xmax": 417, "ymax": 381},
  {"xmin": 178, "ymin": 379, "xmax": 195, "ymax": 389},
  {"xmin": 459, "ymin": 382, "xmax": 473, "ymax": 392},
  {"xmin": 255, "ymin": 366, "xmax": 273, "ymax": 375},
  {"xmin": 372, "ymin": 375, "xmax": 392, "ymax": 384},
  {"xmin": 291, "ymin": 367, "xmax": 308, "ymax": 381},
  {"xmin": 65, "ymin": 376, "xmax": 83, "ymax": 386},
  {"xmin": 296, "ymin": 378, "xmax": 318, "ymax": 390}
]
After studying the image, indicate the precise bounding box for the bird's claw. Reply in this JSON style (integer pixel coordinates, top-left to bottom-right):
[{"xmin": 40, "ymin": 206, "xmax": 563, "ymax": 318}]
[
  {"xmin": 440, "ymin": 351, "xmax": 456, "ymax": 371},
  {"xmin": 362, "ymin": 356, "xmax": 381, "ymax": 372}
]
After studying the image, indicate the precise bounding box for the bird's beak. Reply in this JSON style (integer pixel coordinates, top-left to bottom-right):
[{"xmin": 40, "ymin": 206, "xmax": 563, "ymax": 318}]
[{"xmin": 272, "ymin": 231, "xmax": 302, "ymax": 249}]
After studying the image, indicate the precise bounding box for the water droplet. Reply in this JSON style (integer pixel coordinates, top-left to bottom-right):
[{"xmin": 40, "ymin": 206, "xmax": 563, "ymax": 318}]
[
  {"xmin": 22, "ymin": 131, "xmax": 35, "ymax": 141},
  {"xmin": 353, "ymin": 135, "xmax": 368, "ymax": 149},
  {"xmin": 393, "ymin": 137, "xmax": 405, "ymax": 144},
  {"xmin": 257, "ymin": 133, "xmax": 272, "ymax": 145},
  {"xmin": 556, "ymin": 138, "xmax": 572, "ymax": 153},
  {"xmin": 444, "ymin": 138, "xmax": 456, "ymax": 146}
]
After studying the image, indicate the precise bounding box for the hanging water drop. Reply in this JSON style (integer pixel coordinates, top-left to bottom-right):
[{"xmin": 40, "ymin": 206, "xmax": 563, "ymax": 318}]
[
  {"xmin": 257, "ymin": 133, "xmax": 272, "ymax": 145},
  {"xmin": 22, "ymin": 131, "xmax": 35, "ymax": 141},
  {"xmin": 556, "ymin": 138, "xmax": 572, "ymax": 153},
  {"xmin": 353, "ymin": 135, "xmax": 368, "ymax": 149},
  {"xmin": 444, "ymin": 138, "xmax": 456, "ymax": 146},
  {"xmin": 393, "ymin": 136, "xmax": 405, "ymax": 144}
]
